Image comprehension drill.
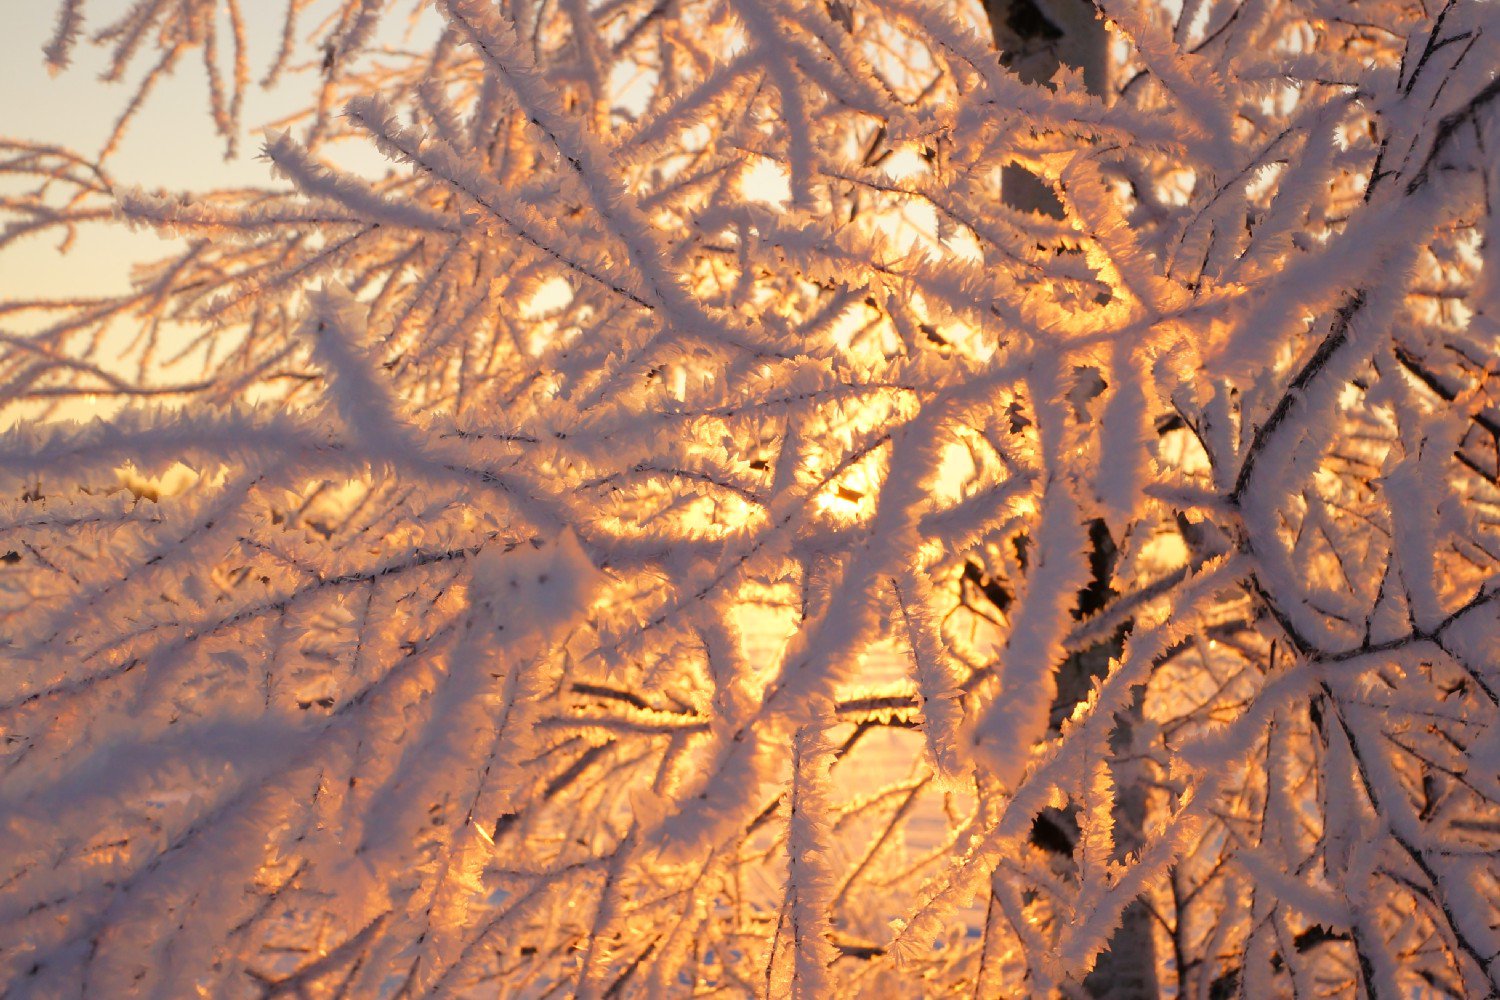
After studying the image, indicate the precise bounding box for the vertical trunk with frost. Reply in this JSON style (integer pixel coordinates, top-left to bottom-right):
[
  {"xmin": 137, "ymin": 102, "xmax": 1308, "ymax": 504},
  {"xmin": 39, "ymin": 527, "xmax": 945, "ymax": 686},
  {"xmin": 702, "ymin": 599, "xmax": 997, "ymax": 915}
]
[{"xmin": 983, "ymin": 2, "xmax": 1159, "ymax": 995}]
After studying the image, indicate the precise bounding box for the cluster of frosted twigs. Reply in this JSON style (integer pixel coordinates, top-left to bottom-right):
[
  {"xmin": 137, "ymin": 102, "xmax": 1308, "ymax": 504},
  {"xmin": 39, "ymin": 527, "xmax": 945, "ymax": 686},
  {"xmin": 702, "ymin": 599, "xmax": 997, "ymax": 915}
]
[{"xmin": 1, "ymin": 0, "xmax": 1498, "ymax": 995}]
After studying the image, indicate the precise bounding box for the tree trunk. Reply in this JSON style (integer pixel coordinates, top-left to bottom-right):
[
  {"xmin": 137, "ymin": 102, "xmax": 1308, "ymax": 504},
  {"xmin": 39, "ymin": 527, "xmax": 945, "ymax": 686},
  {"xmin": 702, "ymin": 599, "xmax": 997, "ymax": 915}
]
[{"xmin": 982, "ymin": 3, "xmax": 1161, "ymax": 996}]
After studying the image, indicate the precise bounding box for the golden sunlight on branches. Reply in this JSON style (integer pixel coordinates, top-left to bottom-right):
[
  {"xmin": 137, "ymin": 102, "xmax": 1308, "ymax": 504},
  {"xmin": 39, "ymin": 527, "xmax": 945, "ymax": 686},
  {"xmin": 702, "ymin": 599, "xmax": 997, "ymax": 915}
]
[{"xmin": 1, "ymin": 0, "xmax": 1498, "ymax": 996}]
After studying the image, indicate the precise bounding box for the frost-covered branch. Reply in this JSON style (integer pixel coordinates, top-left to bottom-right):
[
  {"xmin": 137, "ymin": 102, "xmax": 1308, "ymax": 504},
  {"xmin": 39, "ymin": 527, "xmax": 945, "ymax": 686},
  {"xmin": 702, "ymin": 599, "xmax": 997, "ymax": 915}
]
[{"xmin": 2, "ymin": 0, "xmax": 1498, "ymax": 994}]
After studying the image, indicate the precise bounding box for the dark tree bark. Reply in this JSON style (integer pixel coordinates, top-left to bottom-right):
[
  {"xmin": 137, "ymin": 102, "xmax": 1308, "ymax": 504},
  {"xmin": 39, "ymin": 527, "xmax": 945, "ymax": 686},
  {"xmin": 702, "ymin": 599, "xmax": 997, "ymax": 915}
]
[{"xmin": 982, "ymin": 3, "xmax": 1160, "ymax": 995}]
